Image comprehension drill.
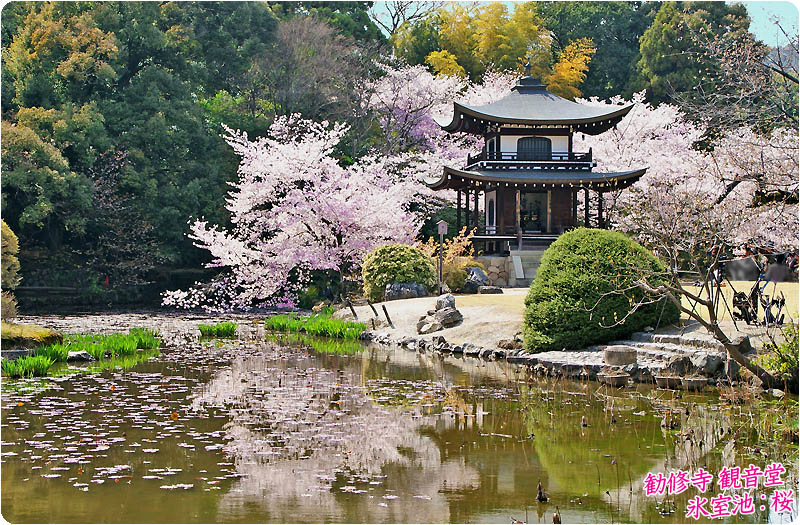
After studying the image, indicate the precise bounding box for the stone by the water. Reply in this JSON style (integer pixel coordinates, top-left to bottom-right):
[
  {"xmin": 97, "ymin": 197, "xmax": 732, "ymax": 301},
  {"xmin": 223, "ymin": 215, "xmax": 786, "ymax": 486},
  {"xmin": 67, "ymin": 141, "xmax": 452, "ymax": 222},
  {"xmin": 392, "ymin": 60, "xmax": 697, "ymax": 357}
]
[
  {"xmin": 603, "ymin": 345, "xmax": 637, "ymax": 366},
  {"xmin": 67, "ymin": 350, "xmax": 94, "ymax": 362}
]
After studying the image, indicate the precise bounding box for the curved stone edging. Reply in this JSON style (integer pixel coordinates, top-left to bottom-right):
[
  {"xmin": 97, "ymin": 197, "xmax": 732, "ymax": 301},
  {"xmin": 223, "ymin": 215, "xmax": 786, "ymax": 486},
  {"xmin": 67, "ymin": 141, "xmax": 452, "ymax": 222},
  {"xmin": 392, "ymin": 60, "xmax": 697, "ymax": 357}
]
[{"xmin": 360, "ymin": 331, "xmax": 738, "ymax": 387}]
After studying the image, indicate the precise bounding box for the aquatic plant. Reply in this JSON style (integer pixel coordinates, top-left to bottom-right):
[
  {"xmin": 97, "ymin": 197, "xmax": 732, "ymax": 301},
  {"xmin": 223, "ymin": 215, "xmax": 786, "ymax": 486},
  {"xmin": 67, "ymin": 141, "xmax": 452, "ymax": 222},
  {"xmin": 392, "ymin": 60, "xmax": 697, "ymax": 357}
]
[
  {"xmin": 1, "ymin": 355, "xmax": 54, "ymax": 378},
  {"xmin": 129, "ymin": 327, "xmax": 161, "ymax": 349},
  {"xmin": 84, "ymin": 344, "xmax": 108, "ymax": 361},
  {"xmin": 104, "ymin": 334, "xmax": 138, "ymax": 357},
  {"xmin": 1, "ymin": 358, "xmax": 17, "ymax": 377},
  {"xmin": 65, "ymin": 332, "xmax": 160, "ymax": 359},
  {"xmin": 33, "ymin": 344, "xmax": 69, "ymax": 363},
  {"xmin": 265, "ymin": 311, "xmax": 365, "ymax": 340},
  {"xmin": 198, "ymin": 322, "xmax": 238, "ymax": 338}
]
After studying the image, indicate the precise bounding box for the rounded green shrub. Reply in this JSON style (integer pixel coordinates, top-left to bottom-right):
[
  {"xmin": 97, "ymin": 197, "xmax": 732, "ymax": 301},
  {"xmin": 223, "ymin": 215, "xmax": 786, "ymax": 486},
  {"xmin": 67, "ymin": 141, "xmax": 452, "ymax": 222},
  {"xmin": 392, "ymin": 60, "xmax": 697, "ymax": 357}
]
[
  {"xmin": 523, "ymin": 228, "xmax": 679, "ymax": 352},
  {"xmin": 362, "ymin": 244, "xmax": 436, "ymax": 302},
  {"xmin": 444, "ymin": 264, "xmax": 468, "ymax": 291}
]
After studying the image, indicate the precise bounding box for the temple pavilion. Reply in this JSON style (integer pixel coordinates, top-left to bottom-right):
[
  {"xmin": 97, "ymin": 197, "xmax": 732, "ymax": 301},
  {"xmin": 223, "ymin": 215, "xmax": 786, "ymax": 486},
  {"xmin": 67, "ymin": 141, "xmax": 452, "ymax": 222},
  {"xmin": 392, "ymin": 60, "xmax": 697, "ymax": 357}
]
[{"xmin": 426, "ymin": 74, "xmax": 646, "ymax": 254}]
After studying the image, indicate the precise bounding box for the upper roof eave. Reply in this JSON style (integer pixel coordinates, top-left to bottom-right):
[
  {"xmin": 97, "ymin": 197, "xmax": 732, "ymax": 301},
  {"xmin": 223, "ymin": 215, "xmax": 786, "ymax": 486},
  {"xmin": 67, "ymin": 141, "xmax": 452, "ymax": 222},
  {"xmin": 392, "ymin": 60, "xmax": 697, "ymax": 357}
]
[
  {"xmin": 439, "ymin": 101, "xmax": 634, "ymax": 133},
  {"xmin": 424, "ymin": 165, "xmax": 647, "ymax": 192}
]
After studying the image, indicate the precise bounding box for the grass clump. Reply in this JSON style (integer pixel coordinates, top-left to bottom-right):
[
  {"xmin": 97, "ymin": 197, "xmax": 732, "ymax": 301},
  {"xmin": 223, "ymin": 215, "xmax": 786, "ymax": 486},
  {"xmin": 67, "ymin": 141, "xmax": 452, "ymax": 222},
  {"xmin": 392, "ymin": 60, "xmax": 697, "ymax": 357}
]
[
  {"xmin": 265, "ymin": 310, "xmax": 365, "ymax": 340},
  {"xmin": 33, "ymin": 344, "xmax": 69, "ymax": 363},
  {"xmin": 3, "ymin": 328, "xmax": 163, "ymax": 378},
  {"xmin": 129, "ymin": 327, "xmax": 161, "ymax": 349},
  {"xmin": 198, "ymin": 322, "xmax": 238, "ymax": 338},
  {"xmin": 1, "ymin": 355, "xmax": 54, "ymax": 378}
]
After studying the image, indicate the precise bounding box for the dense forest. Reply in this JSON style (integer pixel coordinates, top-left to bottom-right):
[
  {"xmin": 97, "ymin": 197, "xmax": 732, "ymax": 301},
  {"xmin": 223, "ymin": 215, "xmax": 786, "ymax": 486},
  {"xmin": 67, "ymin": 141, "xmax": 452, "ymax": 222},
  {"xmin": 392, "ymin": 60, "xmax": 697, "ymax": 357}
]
[{"xmin": 0, "ymin": 1, "xmax": 786, "ymax": 305}]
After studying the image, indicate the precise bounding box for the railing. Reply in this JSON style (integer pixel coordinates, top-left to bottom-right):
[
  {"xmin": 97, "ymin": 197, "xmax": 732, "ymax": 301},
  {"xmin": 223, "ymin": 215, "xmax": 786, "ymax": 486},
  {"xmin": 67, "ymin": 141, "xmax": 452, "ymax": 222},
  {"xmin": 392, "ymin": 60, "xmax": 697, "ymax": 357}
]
[{"xmin": 466, "ymin": 149, "xmax": 593, "ymax": 170}]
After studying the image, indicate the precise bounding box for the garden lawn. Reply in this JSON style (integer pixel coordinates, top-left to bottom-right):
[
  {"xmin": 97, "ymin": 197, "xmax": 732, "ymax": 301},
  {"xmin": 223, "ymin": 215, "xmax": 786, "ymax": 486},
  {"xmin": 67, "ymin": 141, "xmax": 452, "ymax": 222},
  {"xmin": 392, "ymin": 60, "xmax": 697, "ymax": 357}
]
[{"xmin": 682, "ymin": 281, "xmax": 798, "ymax": 322}]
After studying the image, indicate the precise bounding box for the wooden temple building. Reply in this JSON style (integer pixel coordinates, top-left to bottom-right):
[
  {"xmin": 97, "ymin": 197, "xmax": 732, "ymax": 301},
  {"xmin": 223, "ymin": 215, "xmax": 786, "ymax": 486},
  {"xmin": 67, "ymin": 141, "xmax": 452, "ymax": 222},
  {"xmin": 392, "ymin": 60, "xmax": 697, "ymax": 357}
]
[{"xmin": 426, "ymin": 74, "xmax": 646, "ymax": 255}]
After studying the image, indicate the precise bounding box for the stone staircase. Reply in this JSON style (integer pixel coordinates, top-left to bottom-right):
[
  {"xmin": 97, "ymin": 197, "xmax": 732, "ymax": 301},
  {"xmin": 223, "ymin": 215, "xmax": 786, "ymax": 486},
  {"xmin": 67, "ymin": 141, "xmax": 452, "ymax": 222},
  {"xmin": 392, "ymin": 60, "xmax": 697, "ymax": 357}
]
[
  {"xmin": 509, "ymin": 249, "xmax": 546, "ymax": 287},
  {"xmin": 587, "ymin": 331, "xmax": 730, "ymax": 377}
]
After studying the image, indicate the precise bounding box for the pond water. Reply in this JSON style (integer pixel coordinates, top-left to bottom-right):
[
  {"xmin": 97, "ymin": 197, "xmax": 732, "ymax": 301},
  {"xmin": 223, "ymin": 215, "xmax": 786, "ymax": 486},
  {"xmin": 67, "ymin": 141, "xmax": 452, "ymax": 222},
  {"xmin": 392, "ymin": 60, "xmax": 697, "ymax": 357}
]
[{"xmin": 1, "ymin": 323, "xmax": 797, "ymax": 524}]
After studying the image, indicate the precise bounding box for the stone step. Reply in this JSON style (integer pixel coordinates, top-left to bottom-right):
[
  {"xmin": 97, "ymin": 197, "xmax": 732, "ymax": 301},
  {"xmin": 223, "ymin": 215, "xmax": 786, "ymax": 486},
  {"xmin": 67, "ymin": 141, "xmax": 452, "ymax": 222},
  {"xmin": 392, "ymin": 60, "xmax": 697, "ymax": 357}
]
[
  {"xmin": 627, "ymin": 331, "xmax": 726, "ymax": 351},
  {"xmin": 602, "ymin": 340, "xmax": 723, "ymax": 359}
]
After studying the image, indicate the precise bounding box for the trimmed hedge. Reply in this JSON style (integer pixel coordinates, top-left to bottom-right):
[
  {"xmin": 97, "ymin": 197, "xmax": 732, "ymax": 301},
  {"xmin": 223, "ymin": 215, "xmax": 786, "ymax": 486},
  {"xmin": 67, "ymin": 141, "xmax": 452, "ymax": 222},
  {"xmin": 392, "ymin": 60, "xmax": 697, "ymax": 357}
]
[
  {"xmin": 362, "ymin": 244, "xmax": 436, "ymax": 302},
  {"xmin": 523, "ymin": 228, "xmax": 679, "ymax": 352}
]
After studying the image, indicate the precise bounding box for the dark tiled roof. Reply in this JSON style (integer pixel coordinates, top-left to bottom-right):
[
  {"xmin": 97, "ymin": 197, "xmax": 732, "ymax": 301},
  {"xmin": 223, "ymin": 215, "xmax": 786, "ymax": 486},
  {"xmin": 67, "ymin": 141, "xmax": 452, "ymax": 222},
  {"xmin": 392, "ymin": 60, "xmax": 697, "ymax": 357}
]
[{"xmin": 436, "ymin": 77, "xmax": 633, "ymax": 135}]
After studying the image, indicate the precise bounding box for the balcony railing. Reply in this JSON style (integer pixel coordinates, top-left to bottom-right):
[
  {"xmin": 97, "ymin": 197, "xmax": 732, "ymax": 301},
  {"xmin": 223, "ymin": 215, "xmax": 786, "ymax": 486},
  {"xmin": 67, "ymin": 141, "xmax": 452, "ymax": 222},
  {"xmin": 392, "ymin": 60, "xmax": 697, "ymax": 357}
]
[{"xmin": 466, "ymin": 149, "xmax": 593, "ymax": 171}]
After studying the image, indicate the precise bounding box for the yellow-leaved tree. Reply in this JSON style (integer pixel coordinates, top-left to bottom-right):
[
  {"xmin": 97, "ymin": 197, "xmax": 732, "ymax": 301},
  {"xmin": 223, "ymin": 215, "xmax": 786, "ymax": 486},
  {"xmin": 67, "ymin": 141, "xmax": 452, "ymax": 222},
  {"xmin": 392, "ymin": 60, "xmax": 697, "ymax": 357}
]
[
  {"xmin": 423, "ymin": 2, "xmax": 594, "ymax": 98},
  {"xmin": 425, "ymin": 50, "xmax": 466, "ymax": 78},
  {"xmin": 546, "ymin": 38, "xmax": 596, "ymax": 99}
]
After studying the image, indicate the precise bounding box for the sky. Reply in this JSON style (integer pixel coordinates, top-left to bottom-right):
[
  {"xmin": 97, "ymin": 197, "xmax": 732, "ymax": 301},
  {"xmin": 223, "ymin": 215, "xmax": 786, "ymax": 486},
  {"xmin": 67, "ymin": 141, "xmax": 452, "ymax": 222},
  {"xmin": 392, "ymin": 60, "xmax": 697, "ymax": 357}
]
[{"xmin": 741, "ymin": 1, "xmax": 799, "ymax": 46}]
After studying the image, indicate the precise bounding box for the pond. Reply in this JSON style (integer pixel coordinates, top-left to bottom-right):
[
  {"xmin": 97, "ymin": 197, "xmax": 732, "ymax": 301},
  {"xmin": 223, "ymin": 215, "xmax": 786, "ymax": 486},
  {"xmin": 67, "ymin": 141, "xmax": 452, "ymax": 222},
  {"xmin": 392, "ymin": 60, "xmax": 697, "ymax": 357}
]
[{"xmin": 1, "ymin": 317, "xmax": 797, "ymax": 524}]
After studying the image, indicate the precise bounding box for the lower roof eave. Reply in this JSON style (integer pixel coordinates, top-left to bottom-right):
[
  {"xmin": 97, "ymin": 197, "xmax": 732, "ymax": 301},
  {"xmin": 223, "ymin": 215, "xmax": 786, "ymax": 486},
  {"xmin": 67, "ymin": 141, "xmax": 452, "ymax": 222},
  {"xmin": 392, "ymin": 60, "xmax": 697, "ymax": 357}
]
[{"xmin": 424, "ymin": 165, "xmax": 648, "ymax": 192}]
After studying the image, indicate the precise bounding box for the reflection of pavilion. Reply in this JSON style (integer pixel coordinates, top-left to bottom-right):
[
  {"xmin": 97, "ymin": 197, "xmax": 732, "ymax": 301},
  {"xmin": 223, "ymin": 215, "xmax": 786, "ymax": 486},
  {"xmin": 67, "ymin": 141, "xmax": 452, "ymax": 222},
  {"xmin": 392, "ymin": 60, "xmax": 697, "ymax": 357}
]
[{"xmin": 428, "ymin": 74, "xmax": 646, "ymax": 254}]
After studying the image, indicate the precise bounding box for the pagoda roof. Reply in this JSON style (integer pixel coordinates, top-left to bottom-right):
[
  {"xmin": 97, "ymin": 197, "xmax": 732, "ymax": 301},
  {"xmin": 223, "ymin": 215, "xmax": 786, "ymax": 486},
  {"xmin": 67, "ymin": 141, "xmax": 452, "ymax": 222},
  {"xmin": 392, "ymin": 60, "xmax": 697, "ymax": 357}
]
[
  {"xmin": 425, "ymin": 165, "xmax": 647, "ymax": 192},
  {"xmin": 436, "ymin": 77, "xmax": 633, "ymax": 135}
]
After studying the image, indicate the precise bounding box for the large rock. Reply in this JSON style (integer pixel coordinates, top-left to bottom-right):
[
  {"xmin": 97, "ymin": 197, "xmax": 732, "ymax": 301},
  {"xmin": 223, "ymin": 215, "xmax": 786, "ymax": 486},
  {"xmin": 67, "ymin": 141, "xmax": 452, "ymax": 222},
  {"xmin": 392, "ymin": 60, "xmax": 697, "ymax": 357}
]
[
  {"xmin": 690, "ymin": 353, "xmax": 724, "ymax": 376},
  {"xmin": 417, "ymin": 320, "xmax": 443, "ymax": 334},
  {"xmin": 665, "ymin": 355, "xmax": 693, "ymax": 376},
  {"xmin": 465, "ymin": 266, "xmax": 489, "ymax": 286},
  {"xmin": 67, "ymin": 350, "xmax": 94, "ymax": 362},
  {"xmin": 497, "ymin": 338, "xmax": 522, "ymax": 350},
  {"xmin": 604, "ymin": 345, "xmax": 637, "ymax": 366},
  {"xmin": 433, "ymin": 306, "xmax": 463, "ymax": 327},
  {"xmin": 435, "ymin": 293, "xmax": 456, "ymax": 311},
  {"xmin": 460, "ymin": 281, "xmax": 479, "ymax": 294},
  {"xmin": 478, "ymin": 286, "xmax": 503, "ymax": 294},
  {"xmin": 385, "ymin": 282, "xmax": 428, "ymax": 301}
]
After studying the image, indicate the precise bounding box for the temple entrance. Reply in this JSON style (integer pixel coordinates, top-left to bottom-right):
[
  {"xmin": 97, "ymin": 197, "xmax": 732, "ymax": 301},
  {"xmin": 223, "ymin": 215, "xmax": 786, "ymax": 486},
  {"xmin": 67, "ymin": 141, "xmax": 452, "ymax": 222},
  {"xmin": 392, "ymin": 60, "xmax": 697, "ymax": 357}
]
[{"xmin": 520, "ymin": 191, "xmax": 548, "ymax": 233}]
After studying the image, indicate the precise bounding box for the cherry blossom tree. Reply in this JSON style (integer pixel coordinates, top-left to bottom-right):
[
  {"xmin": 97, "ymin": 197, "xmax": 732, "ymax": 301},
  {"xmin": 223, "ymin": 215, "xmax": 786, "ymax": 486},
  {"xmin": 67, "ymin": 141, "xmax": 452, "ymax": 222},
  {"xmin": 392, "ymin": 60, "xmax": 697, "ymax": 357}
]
[
  {"xmin": 366, "ymin": 64, "xmax": 516, "ymax": 211},
  {"xmin": 575, "ymin": 93, "xmax": 797, "ymax": 389},
  {"xmin": 162, "ymin": 116, "xmax": 421, "ymax": 311}
]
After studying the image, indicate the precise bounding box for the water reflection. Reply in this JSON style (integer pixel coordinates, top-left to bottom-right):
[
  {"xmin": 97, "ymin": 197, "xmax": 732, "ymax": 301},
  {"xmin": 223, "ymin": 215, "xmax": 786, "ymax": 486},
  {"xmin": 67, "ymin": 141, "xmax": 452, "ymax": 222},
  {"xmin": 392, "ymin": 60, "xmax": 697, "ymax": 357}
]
[{"xmin": 2, "ymin": 332, "xmax": 796, "ymax": 524}]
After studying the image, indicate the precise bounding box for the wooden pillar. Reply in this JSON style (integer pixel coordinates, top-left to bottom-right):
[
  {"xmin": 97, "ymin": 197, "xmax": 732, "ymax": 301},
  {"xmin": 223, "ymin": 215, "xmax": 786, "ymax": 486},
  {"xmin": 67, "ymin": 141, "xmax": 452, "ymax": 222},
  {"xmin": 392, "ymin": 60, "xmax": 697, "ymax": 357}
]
[
  {"xmin": 597, "ymin": 191, "xmax": 604, "ymax": 229},
  {"xmin": 473, "ymin": 188, "xmax": 479, "ymax": 232},
  {"xmin": 456, "ymin": 189, "xmax": 462, "ymax": 232},
  {"xmin": 466, "ymin": 187, "xmax": 471, "ymax": 229},
  {"xmin": 584, "ymin": 187, "xmax": 590, "ymax": 227},
  {"xmin": 497, "ymin": 186, "xmax": 503, "ymax": 235},
  {"xmin": 515, "ymin": 189, "xmax": 521, "ymax": 250},
  {"xmin": 572, "ymin": 189, "xmax": 578, "ymax": 227}
]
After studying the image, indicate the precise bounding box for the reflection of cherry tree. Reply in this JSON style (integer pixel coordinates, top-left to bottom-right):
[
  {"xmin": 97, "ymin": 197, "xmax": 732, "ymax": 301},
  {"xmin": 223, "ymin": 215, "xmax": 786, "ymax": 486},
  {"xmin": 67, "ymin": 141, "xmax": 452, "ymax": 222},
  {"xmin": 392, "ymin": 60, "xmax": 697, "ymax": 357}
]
[{"xmin": 193, "ymin": 351, "xmax": 480, "ymax": 522}]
